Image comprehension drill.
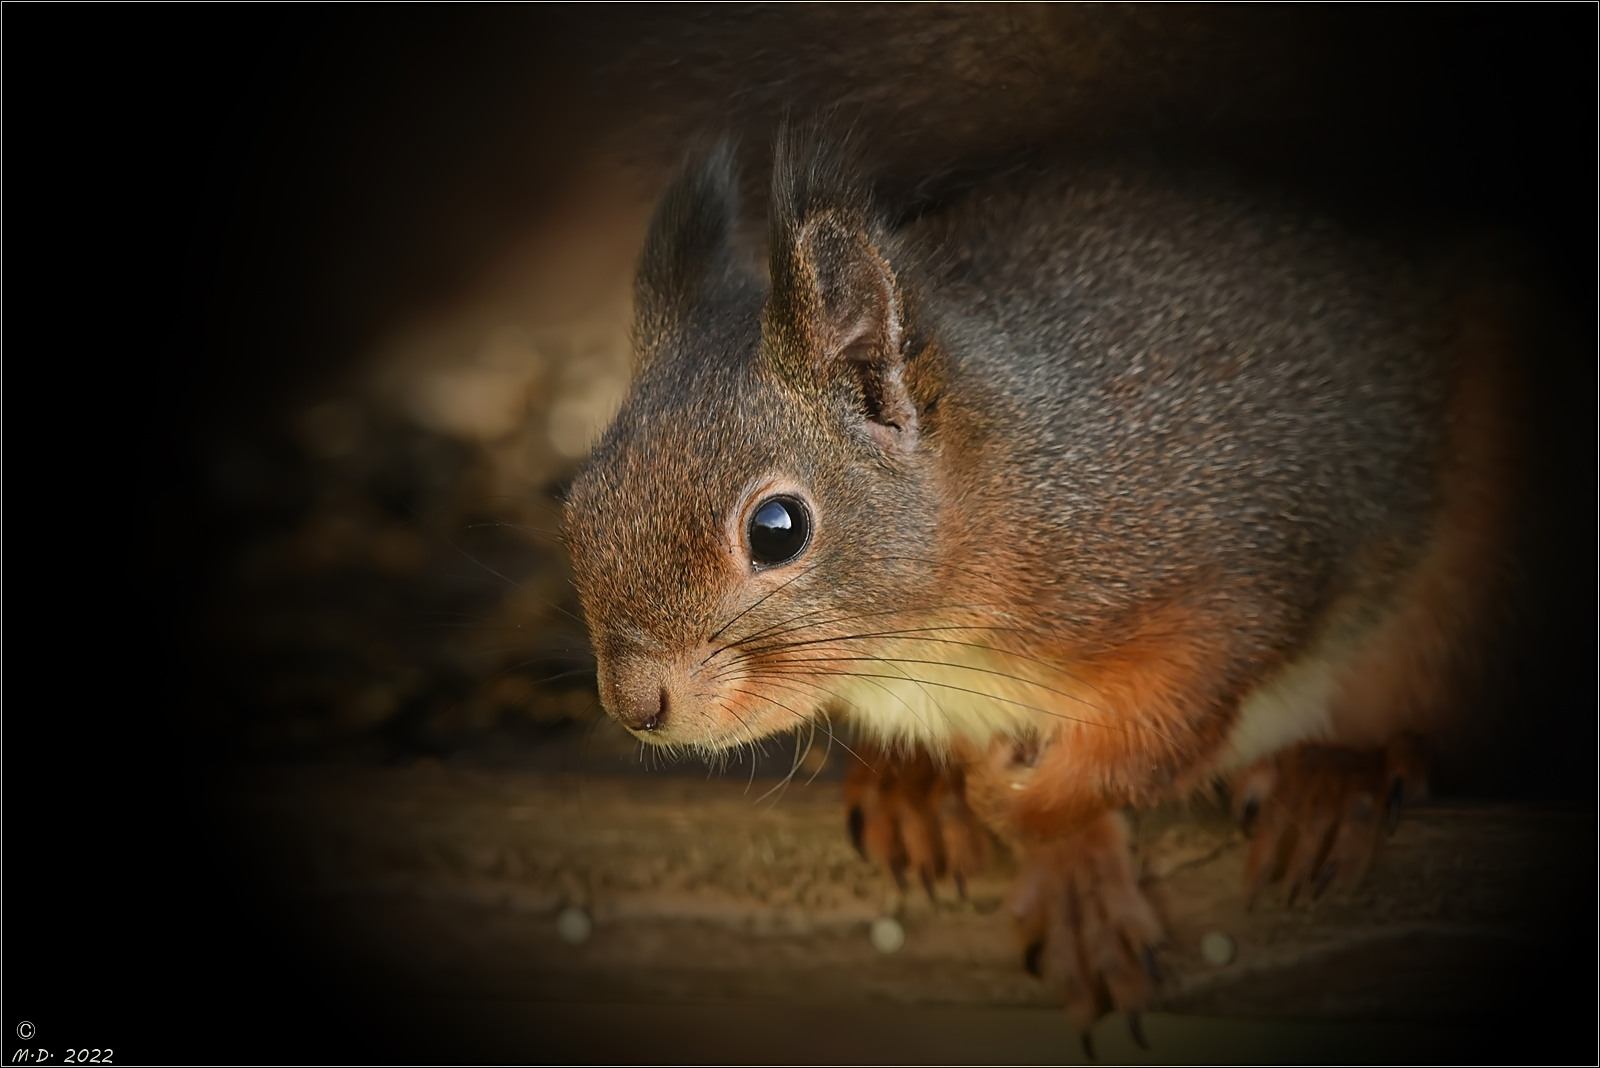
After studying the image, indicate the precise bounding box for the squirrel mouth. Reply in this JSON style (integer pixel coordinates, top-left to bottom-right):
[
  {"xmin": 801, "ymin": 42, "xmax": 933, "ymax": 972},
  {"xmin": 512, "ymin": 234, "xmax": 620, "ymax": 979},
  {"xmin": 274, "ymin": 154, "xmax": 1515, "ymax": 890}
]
[
  {"xmin": 596, "ymin": 643, "xmax": 816, "ymax": 751},
  {"xmin": 600, "ymin": 630, "xmax": 1079, "ymax": 756}
]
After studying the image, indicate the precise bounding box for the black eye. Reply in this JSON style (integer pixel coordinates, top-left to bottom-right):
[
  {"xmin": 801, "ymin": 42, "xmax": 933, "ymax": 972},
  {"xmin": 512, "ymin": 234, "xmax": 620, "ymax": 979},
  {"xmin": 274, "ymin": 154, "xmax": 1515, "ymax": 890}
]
[{"xmin": 748, "ymin": 496, "xmax": 811, "ymax": 567}]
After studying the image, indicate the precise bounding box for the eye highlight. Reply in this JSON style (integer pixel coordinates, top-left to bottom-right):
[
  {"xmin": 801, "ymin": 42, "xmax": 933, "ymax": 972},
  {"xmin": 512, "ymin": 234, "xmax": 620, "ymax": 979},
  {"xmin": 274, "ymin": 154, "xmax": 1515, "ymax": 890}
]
[{"xmin": 747, "ymin": 495, "xmax": 812, "ymax": 567}]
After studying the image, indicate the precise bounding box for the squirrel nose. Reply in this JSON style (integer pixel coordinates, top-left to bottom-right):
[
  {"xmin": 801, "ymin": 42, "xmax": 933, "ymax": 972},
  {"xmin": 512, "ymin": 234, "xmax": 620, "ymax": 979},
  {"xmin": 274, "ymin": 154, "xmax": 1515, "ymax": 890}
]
[
  {"xmin": 615, "ymin": 686, "xmax": 669, "ymax": 733},
  {"xmin": 597, "ymin": 650, "xmax": 687, "ymax": 734}
]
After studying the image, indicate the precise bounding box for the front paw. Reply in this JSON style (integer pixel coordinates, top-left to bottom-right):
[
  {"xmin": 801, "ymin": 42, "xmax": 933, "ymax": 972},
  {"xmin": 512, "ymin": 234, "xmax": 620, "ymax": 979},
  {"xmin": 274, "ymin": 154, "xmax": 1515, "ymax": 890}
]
[
  {"xmin": 1010, "ymin": 810, "xmax": 1165, "ymax": 1035},
  {"xmin": 843, "ymin": 744, "xmax": 992, "ymax": 899},
  {"xmin": 1233, "ymin": 734, "xmax": 1429, "ymax": 905}
]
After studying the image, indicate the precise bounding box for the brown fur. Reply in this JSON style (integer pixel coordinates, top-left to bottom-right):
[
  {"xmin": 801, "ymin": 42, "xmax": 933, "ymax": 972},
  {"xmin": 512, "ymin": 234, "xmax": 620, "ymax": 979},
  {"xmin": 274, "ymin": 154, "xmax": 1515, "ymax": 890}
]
[
  {"xmin": 563, "ymin": 127, "xmax": 1532, "ymax": 1023},
  {"xmin": 1326, "ymin": 292, "xmax": 1523, "ymax": 749}
]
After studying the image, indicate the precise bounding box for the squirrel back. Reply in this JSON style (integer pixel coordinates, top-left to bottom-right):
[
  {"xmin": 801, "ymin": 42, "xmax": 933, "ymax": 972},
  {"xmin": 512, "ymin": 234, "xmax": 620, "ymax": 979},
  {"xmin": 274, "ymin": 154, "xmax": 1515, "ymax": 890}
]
[{"xmin": 564, "ymin": 129, "xmax": 1522, "ymax": 807}]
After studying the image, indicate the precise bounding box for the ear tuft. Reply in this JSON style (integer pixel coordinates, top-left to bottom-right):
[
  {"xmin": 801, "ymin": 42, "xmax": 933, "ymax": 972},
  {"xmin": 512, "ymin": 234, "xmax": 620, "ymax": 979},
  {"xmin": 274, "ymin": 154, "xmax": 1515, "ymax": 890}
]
[
  {"xmin": 765, "ymin": 125, "xmax": 918, "ymax": 451},
  {"xmin": 633, "ymin": 139, "xmax": 742, "ymax": 360}
]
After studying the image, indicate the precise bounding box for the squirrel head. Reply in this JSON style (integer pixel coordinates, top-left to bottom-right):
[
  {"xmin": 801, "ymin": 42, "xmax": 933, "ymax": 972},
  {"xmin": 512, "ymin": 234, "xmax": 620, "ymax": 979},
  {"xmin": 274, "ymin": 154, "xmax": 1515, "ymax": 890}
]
[{"xmin": 564, "ymin": 131, "xmax": 951, "ymax": 757}]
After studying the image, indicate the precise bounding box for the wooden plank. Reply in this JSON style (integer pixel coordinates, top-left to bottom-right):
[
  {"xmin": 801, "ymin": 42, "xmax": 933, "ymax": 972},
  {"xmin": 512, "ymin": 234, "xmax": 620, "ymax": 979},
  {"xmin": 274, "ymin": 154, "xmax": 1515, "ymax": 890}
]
[{"xmin": 215, "ymin": 764, "xmax": 1595, "ymax": 1060}]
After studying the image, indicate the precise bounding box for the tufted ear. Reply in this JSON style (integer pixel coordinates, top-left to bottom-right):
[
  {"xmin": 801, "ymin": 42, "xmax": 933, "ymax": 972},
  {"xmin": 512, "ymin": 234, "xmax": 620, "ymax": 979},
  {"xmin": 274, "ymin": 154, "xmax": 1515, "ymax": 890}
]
[
  {"xmin": 763, "ymin": 129, "xmax": 917, "ymax": 453},
  {"xmin": 632, "ymin": 139, "xmax": 741, "ymax": 365}
]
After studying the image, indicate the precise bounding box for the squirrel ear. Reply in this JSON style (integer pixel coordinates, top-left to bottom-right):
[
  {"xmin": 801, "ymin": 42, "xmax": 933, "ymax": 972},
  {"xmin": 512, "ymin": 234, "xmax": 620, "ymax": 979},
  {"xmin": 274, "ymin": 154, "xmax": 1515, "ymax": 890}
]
[
  {"xmin": 765, "ymin": 134, "xmax": 916, "ymax": 452},
  {"xmin": 632, "ymin": 139, "xmax": 741, "ymax": 364}
]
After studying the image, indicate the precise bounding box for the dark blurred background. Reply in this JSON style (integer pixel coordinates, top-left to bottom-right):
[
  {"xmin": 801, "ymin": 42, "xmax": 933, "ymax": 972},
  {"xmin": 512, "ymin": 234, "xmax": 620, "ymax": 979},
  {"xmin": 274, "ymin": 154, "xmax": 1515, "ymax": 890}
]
[{"xmin": 6, "ymin": 6, "xmax": 1595, "ymax": 1063}]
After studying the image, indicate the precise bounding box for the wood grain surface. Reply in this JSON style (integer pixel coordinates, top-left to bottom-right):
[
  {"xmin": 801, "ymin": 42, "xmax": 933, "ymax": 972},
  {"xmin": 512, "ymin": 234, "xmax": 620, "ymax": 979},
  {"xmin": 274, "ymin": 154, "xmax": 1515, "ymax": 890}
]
[{"xmin": 211, "ymin": 763, "xmax": 1595, "ymax": 1062}]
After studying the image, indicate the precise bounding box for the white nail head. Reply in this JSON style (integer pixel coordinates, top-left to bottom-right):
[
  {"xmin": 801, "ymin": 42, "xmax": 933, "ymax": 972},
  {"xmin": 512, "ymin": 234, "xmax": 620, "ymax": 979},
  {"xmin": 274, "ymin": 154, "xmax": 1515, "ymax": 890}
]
[
  {"xmin": 870, "ymin": 916, "xmax": 906, "ymax": 954},
  {"xmin": 556, "ymin": 905, "xmax": 593, "ymax": 945},
  {"xmin": 1200, "ymin": 930, "xmax": 1235, "ymax": 965}
]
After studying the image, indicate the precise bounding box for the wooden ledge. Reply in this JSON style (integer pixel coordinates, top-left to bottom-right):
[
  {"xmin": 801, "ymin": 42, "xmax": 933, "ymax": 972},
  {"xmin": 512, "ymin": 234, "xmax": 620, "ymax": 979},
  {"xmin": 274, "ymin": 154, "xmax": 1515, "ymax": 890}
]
[{"xmin": 214, "ymin": 763, "xmax": 1596, "ymax": 1060}]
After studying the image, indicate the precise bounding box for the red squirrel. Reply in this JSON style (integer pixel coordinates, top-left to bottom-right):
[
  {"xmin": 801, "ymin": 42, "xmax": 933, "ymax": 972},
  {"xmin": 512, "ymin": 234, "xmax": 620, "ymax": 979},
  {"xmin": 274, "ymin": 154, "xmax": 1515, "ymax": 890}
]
[{"xmin": 561, "ymin": 128, "xmax": 1525, "ymax": 1028}]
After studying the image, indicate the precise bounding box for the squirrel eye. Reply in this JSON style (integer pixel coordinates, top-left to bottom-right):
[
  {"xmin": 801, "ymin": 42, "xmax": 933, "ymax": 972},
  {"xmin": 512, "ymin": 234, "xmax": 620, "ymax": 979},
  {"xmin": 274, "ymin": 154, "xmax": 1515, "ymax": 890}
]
[{"xmin": 748, "ymin": 496, "xmax": 811, "ymax": 567}]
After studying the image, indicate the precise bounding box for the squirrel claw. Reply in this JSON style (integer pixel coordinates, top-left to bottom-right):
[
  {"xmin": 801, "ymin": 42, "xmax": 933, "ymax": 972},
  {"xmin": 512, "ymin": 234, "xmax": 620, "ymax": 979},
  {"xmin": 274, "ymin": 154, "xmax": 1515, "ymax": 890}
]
[
  {"xmin": 1080, "ymin": 1030, "xmax": 1097, "ymax": 1062},
  {"xmin": 1009, "ymin": 812, "xmax": 1164, "ymax": 1031},
  {"xmin": 1385, "ymin": 777, "xmax": 1405, "ymax": 836},
  {"xmin": 1140, "ymin": 944, "xmax": 1162, "ymax": 985},
  {"xmin": 1236, "ymin": 736, "xmax": 1430, "ymax": 906},
  {"xmin": 1127, "ymin": 1011, "xmax": 1149, "ymax": 1051},
  {"xmin": 1244, "ymin": 866, "xmax": 1270, "ymax": 912},
  {"xmin": 841, "ymin": 743, "xmax": 992, "ymax": 895},
  {"xmin": 1313, "ymin": 860, "xmax": 1338, "ymax": 901},
  {"xmin": 1238, "ymin": 797, "xmax": 1261, "ymax": 837}
]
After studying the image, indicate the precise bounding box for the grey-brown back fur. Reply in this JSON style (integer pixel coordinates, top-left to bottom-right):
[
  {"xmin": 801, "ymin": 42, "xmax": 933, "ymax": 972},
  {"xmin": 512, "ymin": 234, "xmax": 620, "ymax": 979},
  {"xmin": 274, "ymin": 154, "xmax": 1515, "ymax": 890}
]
[
  {"xmin": 566, "ymin": 129, "xmax": 1466, "ymax": 751},
  {"xmin": 899, "ymin": 166, "xmax": 1449, "ymax": 634}
]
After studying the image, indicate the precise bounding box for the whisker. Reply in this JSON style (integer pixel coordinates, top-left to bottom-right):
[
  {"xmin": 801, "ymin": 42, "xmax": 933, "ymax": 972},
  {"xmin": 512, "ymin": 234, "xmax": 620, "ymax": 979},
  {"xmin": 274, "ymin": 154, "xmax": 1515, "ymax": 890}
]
[
  {"xmin": 776, "ymin": 651, "xmax": 1105, "ymax": 715},
  {"xmin": 436, "ymin": 530, "xmax": 526, "ymax": 593},
  {"xmin": 513, "ymin": 667, "xmax": 594, "ymax": 687},
  {"xmin": 704, "ymin": 563, "xmax": 822, "ymax": 651},
  {"xmin": 724, "ymin": 679, "xmax": 872, "ymax": 771},
  {"xmin": 717, "ymin": 599, "xmax": 1014, "ymax": 655},
  {"xmin": 462, "ymin": 518, "xmax": 565, "ymax": 541},
  {"xmin": 466, "ymin": 492, "xmax": 570, "ymax": 527},
  {"xmin": 807, "ymin": 709, "xmax": 837, "ymax": 784},
  {"xmin": 711, "ymin": 545, "xmax": 1068, "ymax": 653},
  {"xmin": 779, "ymin": 658, "xmax": 949, "ymax": 737},
  {"xmin": 718, "ymin": 623, "xmax": 1103, "ymax": 700},
  {"xmin": 768, "ymin": 665, "xmax": 1191, "ymax": 755},
  {"xmin": 451, "ymin": 647, "xmax": 587, "ymax": 667},
  {"xmin": 728, "ymin": 659, "xmax": 938, "ymax": 737},
  {"xmin": 724, "ymin": 685, "xmax": 813, "ymax": 732},
  {"xmin": 728, "ymin": 611, "xmax": 1107, "ymax": 697},
  {"xmin": 753, "ymin": 716, "xmax": 814, "ymax": 807},
  {"xmin": 727, "ymin": 706, "xmax": 762, "ymax": 753}
]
